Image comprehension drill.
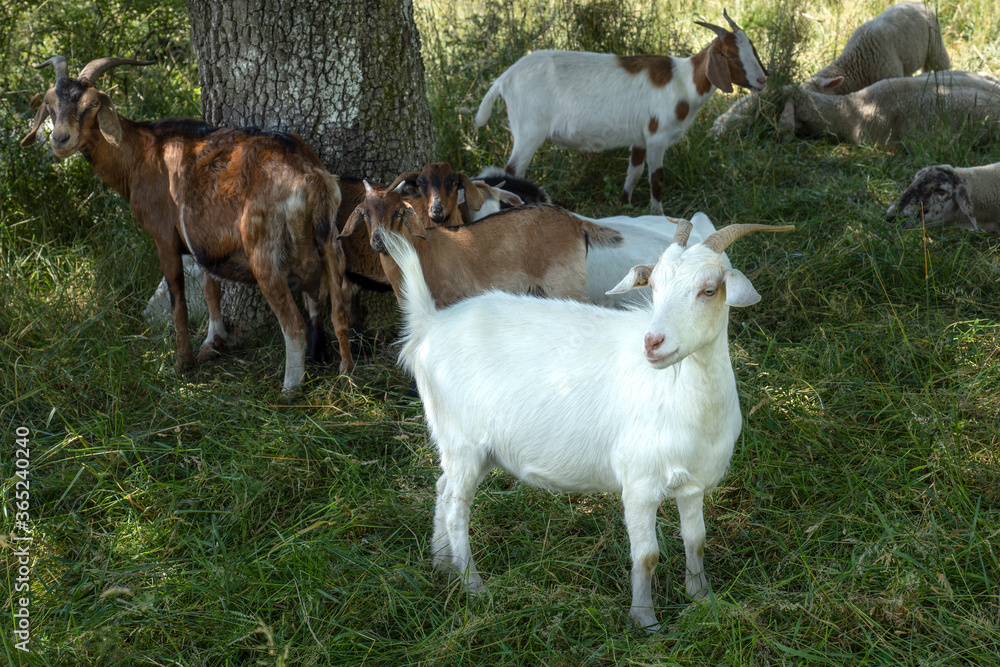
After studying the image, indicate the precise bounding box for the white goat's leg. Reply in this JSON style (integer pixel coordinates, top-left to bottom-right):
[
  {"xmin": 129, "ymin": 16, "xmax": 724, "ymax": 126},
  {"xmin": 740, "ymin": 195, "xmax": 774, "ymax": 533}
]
[
  {"xmin": 620, "ymin": 146, "xmax": 647, "ymax": 205},
  {"xmin": 505, "ymin": 128, "xmax": 547, "ymax": 177},
  {"xmin": 622, "ymin": 493, "xmax": 662, "ymax": 631},
  {"xmin": 675, "ymin": 492, "xmax": 709, "ymax": 599},
  {"xmin": 439, "ymin": 450, "xmax": 490, "ymax": 593},
  {"xmin": 645, "ymin": 143, "xmax": 668, "ymax": 216},
  {"xmin": 431, "ymin": 473, "xmax": 453, "ymax": 571},
  {"xmin": 198, "ymin": 272, "xmax": 228, "ymax": 361}
]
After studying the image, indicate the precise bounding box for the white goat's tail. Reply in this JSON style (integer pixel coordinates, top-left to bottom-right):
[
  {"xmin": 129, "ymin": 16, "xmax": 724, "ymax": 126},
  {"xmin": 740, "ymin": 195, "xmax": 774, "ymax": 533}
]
[
  {"xmin": 379, "ymin": 231, "xmax": 436, "ymax": 340},
  {"xmin": 474, "ymin": 77, "xmax": 502, "ymax": 129}
]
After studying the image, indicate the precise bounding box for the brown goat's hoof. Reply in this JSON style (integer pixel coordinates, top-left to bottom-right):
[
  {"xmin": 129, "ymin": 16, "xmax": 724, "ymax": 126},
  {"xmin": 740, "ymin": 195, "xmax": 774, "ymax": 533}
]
[
  {"xmin": 174, "ymin": 354, "xmax": 195, "ymax": 373},
  {"xmin": 196, "ymin": 342, "xmax": 226, "ymax": 362}
]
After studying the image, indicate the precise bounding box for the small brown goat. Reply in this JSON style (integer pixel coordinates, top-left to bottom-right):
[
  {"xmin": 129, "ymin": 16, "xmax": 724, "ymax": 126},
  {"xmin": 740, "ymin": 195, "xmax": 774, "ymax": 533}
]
[
  {"xmin": 22, "ymin": 56, "xmax": 352, "ymax": 391},
  {"xmin": 387, "ymin": 162, "xmax": 488, "ymax": 227},
  {"xmin": 339, "ymin": 181, "xmax": 623, "ymax": 308}
]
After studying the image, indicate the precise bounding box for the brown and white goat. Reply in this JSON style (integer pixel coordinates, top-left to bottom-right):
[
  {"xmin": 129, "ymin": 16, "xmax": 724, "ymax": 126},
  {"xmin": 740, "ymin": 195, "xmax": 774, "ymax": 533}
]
[
  {"xmin": 386, "ymin": 162, "xmax": 491, "ymax": 227},
  {"xmin": 339, "ymin": 181, "xmax": 623, "ymax": 308},
  {"xmin": 22, "ymin": 56, "xmax": 352, "ymax": 392},
  {"xmin": 474, "ymin": 10, "xmax": 767, "ymax": 214}
]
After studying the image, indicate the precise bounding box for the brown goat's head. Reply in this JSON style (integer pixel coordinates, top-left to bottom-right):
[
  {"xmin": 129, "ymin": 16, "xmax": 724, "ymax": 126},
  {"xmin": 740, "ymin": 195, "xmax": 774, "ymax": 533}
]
[
  {"xmin": 387, "ymin": 163, "xmax": 485, "ymax": 226},
  {"xmin": 340, "ymin": 180, "xmax": 428, "ymax": 254},
  {"xmin": 20, "ymin": 56, "xmax": 153, "ymax": 157}
]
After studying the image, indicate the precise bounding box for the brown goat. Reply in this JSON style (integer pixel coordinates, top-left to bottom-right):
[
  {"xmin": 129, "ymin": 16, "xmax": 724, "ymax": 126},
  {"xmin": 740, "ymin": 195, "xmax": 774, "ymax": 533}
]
[
  {"xmin": 387, "ymin": 163, "xmax": 487, "ymax": 227},
  {"xmin": 339, "ymin": 181, "xmax": 624, "ymax": 308},
  {"xmin": 22, "ymin": 56, "xmax": 352, "ymax": 392}
]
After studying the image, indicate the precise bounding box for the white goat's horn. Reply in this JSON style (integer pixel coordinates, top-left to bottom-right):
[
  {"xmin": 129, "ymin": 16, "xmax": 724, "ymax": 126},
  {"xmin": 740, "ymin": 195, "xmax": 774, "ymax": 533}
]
[
  {"xmin": 702, "ymin": 223, "xmax": 795, "ymax": 253},
  {"xmin": 35, "ymin": 56, "xmax": 69, "ymax": 83},
  {"xmin": 78, "ymin": 57, "xmax": 154, "ymax": 83},
  {"xmin": 667, "ymin": 217, "xmax": 693, "ymax": 246}
]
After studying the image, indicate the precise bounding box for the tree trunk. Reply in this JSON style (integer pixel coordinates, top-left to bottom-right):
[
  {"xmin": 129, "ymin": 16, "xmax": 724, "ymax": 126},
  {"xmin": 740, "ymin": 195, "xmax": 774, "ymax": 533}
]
[{"xmin": 185, "ymin": 0, "xmax": 435, "ymax": 344}]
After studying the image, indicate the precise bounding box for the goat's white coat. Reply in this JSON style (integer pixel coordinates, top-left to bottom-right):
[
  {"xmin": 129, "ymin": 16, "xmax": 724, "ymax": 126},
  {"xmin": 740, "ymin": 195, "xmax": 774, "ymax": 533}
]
[
  {"xmin": 583, "ymin": 212, "xmax": 720, "ymax": 307},
  {"xmin": 382, "ymin": 225, "xmax": 772, "ymax": 630}
]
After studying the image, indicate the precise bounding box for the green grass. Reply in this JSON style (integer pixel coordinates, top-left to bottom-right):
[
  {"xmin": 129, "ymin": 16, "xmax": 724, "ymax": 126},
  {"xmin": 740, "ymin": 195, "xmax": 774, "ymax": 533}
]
[{"xmin": 3, "ymin": 0, "xmax": 1000, "ymax": 664}]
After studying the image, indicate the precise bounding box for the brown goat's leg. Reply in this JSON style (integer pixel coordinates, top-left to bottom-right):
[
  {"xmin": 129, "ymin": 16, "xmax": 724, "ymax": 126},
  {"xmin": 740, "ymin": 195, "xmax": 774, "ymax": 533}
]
[
  {"xmin": 322, "ymin": 244, "xmax": 354, "ymax": 374},
  {"xmin": 254, "ymin": 267, "xmax": 307, "ymax": 393},
  {"xmin": 158, "ymin": 248, "xmax": 194, "ymax": 371},
  {"xmin": 197, "ymin": 271, "xmax": 229, "ymax": 362},
  {"xmin": 303, "ymin": 290, "xmax": 330, "ymax": 365}
]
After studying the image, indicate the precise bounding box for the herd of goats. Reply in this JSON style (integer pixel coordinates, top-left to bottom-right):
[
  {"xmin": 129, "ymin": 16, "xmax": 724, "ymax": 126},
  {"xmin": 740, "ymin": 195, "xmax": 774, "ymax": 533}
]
[{"xmin": 21, "ymin": 2, "xmax": 999, "ymax": 631}]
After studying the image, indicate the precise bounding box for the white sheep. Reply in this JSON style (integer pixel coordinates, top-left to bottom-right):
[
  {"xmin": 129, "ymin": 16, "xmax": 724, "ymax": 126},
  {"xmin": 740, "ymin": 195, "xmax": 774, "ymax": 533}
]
[
  {"xmin": 582, "ymin": 212, "xmax": 719, "ymax": 307},
  {"xmin": 779, "ymin": 71, "xmax": 1000, "ymax": 145},
  {"xmin": 886, "ymin": 162, "xmax": 1000, "ymax": 233},
  {"xmin": 474, "ymin": 11, "xmax": 767, "ymax": 215},
  {"xmin": 804, "ymin": 2, "xmax": 950, "ymax": 95},
  {"xmin": 380, "ymin": 218, "xmax": 793, "ymax": 630}
]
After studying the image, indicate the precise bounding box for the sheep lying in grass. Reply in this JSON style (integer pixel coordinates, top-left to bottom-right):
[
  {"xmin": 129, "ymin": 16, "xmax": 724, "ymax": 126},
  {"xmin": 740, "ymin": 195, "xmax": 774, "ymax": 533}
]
[
  {"xmin": 886, "ymin": 162, "xmax": 1000, "ymax": 233},
  {"xmin": 380, "ymin": 218, "xmax": 793, "ymax": 630},
  {"xmin": 804, "ymin": 2, "xmax": 950, "ymax": 94},
  {"xmin": 778, "ymin": 71, "xmax": 1000, "ymax": 146}
]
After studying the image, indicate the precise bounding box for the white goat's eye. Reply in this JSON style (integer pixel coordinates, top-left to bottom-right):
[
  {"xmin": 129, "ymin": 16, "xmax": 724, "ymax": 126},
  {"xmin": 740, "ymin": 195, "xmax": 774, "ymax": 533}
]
[{"xmin": 702, "ymin": 287, "xmax": 716, "ymax": 297}]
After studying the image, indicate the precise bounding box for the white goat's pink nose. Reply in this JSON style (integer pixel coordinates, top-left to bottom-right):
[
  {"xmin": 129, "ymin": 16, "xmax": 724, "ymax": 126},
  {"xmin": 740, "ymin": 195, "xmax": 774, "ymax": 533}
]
[{"xmin": 644, "ymin": 333, "xmax": 664, "ymax": 358}]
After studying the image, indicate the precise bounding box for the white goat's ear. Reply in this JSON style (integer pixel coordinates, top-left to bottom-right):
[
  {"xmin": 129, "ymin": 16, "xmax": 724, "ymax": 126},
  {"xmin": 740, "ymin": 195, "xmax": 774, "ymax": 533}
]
[
  {"xmin": 96, "ymin": 92, "xmax": 122, "ymax": 147},
  {"xmin": 815, "ymin": 76, "xmax": 844, "ymax": 91},
  {"xmin": 724, "ymin": 269, "xmax": 760, "ymax": 307},
  {"xmin": 954, "ymin": 182, "xmax": 979, "ymax": 231},
  {"xmin": 606, "ymin": 265, "xmax": 653, "ymax": 294}
]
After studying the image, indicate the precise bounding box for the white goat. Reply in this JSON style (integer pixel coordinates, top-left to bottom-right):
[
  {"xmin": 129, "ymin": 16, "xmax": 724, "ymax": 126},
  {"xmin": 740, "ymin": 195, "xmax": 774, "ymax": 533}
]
[
  {"xmin": 886, "ymin": 162, "xmax": 1000, "ymax": 233},
  {"xmin": 381, "ymin": 219, "xmax": 793, "ymax": 630},
  {"xmin": 474, "ymin": 10, "xmax": 767, "ymax": 215},
  {"xmin": 804, "ymin": 2, "xmax": 950, "ymax": 95},
  {"xmin": 582, "ymin": 212, "xmax": 719, "ymax": 307}
]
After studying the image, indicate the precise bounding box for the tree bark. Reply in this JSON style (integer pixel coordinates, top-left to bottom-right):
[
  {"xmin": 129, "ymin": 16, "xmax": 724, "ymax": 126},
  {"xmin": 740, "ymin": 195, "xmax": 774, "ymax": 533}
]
[{"xmin": 185, "ymin": 0, "xmax": 435, "ymax": 342}]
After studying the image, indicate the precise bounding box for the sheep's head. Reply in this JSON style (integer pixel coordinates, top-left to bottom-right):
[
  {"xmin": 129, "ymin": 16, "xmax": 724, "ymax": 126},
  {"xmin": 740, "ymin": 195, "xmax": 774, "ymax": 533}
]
[
  {"xmin": 21, "ymin": 56, "xmax": 152, "ymax": 157},
  {"xmin": 695, "ymin": 9, "xmax": 768, "ymax": 93},
  {"xmin": 608, "ymin": 218, "xmax": 793, "ymax": 368},
  {"xmin": 388, "ymin": 163, "xmax": 484, "ymax": 226},
  {"xmin": 886, "ymin": 165, "xmax": 979, "ymax": 231},
  {"xmin": 339, "ymin": 180, "xmax": 428, "ymax": 254}
]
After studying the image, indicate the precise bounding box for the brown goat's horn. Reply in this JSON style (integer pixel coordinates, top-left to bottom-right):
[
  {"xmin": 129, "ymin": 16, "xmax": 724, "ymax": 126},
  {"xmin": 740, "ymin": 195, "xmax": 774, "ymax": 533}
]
[
  {"xmin": 666, "ymin": 217, "xmax": 693, "ymax": 246},
  {"xmin": 77, "ymin": 57, "xmax": 154, "ymax": 83},
  {"xmin": 702, "ymin": 223, "xmax": 795, "ymax": 253},
  {"xmin": 723, "ymin": 9, "xmax": 741, "ymax": 33},
  {"xmin": 387, "ymin": 171, "xmax": 419, "ymax": 192},
  {"xmin": 694, "ymin": 20, "xmax": 730, "ymax": 40},
  {"xmin": 34, "ymin": 56, "xmax": 69, "ymax": 83}
]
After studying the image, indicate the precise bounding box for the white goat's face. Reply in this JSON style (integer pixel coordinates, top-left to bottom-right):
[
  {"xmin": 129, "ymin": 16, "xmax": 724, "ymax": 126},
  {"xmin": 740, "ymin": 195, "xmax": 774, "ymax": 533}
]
[{"xmin": 612, "ymin": 244, "xmax": 759, "ymax": 369}]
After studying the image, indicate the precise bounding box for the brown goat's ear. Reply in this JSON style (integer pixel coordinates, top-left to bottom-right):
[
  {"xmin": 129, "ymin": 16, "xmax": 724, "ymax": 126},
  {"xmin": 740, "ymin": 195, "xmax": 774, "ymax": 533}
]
[
  {"xmin": 459, "ymin": 173, "xmax": 485, "ymax": 212},
  {"xmin": 706, "ymin": 50, "xmax": 733, "ymax": 93},
  {"xmin": 339, "ymin": 205, "xmax": 367, "ymax": 238},
  {"xmin": 401, "ymin": 202, "xmax": 427, "ymax": 239},
  {"xmin": 29, "ymin": 93, "xmax": 42, "ymax": 110},
  {"xmin": 20, "ymin": 100, "xmax": 50, "ymax": 147},
  {"xmin": 96, "ymin": 92, "xmax": 122, "ymax": 147}
]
